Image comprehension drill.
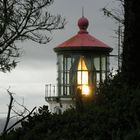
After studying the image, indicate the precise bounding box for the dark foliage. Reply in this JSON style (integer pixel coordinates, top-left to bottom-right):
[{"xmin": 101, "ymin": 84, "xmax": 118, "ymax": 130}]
[
  {"xmin": 1, "ymin": 75, "xmax": 140, "ymax": 140},
  {"xmin": 122, "ymin": 0, "xmax": 140, "ymax": 87}
]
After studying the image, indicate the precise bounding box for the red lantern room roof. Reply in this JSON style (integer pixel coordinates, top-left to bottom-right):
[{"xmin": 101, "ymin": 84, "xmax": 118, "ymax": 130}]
[{"xmin": 54, "ymin": 16, "xmax": 113, "ymax": 53}]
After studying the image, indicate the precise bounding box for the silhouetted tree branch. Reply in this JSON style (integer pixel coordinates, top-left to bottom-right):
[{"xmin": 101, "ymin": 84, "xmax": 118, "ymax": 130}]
[
  {"xmin": 4, "ymin": 107, "xmax": 36, "ymax": 135},
  {"xmin": 11, "ymin": 99, "xmax": 30, "ymax": 118},
  {"xmin": 0, "ymin": 0, "xmax": 66, "ymax": 72},
  {"xmin": 2, "ymin": 89, "xmax": 36, "ymax": 137},
  {"xmin": 2, "ymin": 89, "xmax": 14, "ymax": 135}
]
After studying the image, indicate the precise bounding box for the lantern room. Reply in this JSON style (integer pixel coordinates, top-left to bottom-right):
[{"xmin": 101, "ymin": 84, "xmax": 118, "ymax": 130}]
[
  {"xmin": 45, "ymin": 16, "xmax": 112, "ymax": 113},
  {"xmin": 54, "ymin": 16, "xmax": 112, "ymax": 97}
]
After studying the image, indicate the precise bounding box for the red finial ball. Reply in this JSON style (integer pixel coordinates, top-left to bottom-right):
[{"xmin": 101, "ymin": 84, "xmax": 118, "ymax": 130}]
[{"xmin": 78, "ymin": 16, "xmax": 89, "ymax": 30}]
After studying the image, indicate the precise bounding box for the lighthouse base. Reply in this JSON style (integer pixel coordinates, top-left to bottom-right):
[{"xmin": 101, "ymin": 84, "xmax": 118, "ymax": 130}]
[{"xmin": 45, "ymin": 97, "xmax": 75, "ymax": 114}]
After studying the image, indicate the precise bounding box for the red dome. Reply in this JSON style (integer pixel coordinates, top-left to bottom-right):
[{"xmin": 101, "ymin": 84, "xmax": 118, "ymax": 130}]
[
  {"xmin": 78, "ymin": 16, "xmax": 89, "ymax": 30},
  {"xmin": 54, "ymin": 16, "xmax": 113, "ymax": 53}
]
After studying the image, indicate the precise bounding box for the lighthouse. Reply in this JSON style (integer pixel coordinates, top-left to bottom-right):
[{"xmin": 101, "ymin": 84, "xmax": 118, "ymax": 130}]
[{"xmin": 45, "ymin": 16, "xmax": 113, "ymax": 113}]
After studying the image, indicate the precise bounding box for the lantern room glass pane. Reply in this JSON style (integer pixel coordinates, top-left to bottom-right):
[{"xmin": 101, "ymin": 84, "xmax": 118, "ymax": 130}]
[
  {"xmin": 101, "ymin": 56, "xmax": 106, "ymax": 71},
  {"xmin": 94, "ymin": 57, "xmax": 100, "ymax": 70},
  {"xmin": 96, "ymin": 73, "xmax": 100, "ymax": 86},
  {"xmin": 77, "ymin": 57, "xmax": 88, "ymax": 85},
  {"xmin": 58, "ymin": 55, "xmax": 63, "ymax": 71},
  {"xmin": 67, "ymin": 57, "xmax": 72, "ymax": 70},
  {"xmin": 61, "ymin": 86, "xmax": 63, "ymax": 95},
  {"xmin": 60, "ymin": 72, "xmax": 63, "ymax": 84},
  {"xmin": 107, "ymin": 56, "xmax": 110, "ymax": 72},
  {"xmin": 85, "ymin": 56, "xmax": 92, "ymax": 71},
  {"xmin": 64, "ymin": 58, "xmax": 67, "ymax": 71},
  {"xmin": 102, "ymin": 72, "xmax": 106, "ymax": 81},
  {"xmin": 67, "ymin": 86, "xmax": 70, "ymax": 95},
  {"xmin": 77, "ymin": 56, "xmax": 90, "ymax": 95},
  {"xmin": 67, "ymin": 72, "xmax": 69, "ymax": 84}
]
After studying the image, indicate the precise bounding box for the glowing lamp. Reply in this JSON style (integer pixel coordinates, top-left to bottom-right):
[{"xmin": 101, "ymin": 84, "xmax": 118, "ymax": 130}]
[{"xmin": 77, "ymin": 56, "xmax": 90, "ymax": 95}]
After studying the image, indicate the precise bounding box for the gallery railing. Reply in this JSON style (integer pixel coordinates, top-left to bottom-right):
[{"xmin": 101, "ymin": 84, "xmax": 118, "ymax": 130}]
[{"xmin": 45, "ymin": 84, "xmax": 58, "ymax": 99}]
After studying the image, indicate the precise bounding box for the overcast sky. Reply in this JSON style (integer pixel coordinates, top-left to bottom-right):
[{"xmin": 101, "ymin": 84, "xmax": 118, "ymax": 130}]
[{"xmin": 0, "ymin": 0, "xmax": 121, "ymax": 118}]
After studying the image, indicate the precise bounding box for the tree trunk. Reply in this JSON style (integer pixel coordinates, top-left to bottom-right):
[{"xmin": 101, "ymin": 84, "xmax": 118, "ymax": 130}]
[{"xmin": 122, "ymin": 0, "xmax": 140, "ymax": 87}]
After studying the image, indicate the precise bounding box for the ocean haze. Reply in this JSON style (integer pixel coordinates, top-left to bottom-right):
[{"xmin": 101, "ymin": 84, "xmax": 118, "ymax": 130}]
[{"xmin": 0, "ymin": 117, "xmax": 21, "ymax": 134}]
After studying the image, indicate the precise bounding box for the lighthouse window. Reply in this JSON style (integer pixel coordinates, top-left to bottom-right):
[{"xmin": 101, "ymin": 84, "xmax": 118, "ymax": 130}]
[
  {"xmin": 77, "ymin": 56, "xmax": 89, "ymax": 95},
  {"xmin": 66, "ymin": 86, "xmax": 70, "ymax": 95},
  {"xmin": 94, "ymin": 57, "xmax": 100, "ymax": 70},
  {"xmin": 66, "ymin": 72, "xmax": 69, "ymax": 84},
  {"xmin": 107, "ymin": 56, "xmax": 110, "ymax": 72},
  {"xmin": 102, "ymin": 72, "xmax": 106, "ymax": 81},
  {"xmin": 96, "ymin": 73, "xmax": 100, "ymax": 87},
  {"xmin": 101, "ymin": 56, "xmax": 106, "ymax": 71},
  {"xmin": 58, "ymin": 55, "xmax": 63, "ymax": 71},
  {"xmin": 60, "ymin": 72, "xmax": 63, "ymax": 84},
  {"xmin": 61, "ymin": 86, "xmax": 63, "ymax": 96},
  {"xmin": 57, "ymin": 54, "xmax": 109, "ymax": 97},
  {"xmin": 67, "ymin": 57, "xmax": 72, "ymax": 70}
]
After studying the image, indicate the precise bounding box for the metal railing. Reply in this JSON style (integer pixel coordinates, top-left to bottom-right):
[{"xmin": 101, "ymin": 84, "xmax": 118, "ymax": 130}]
[{"xmin": 45, "ymin": 84, "xmax": 58, "ymax": 98}]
